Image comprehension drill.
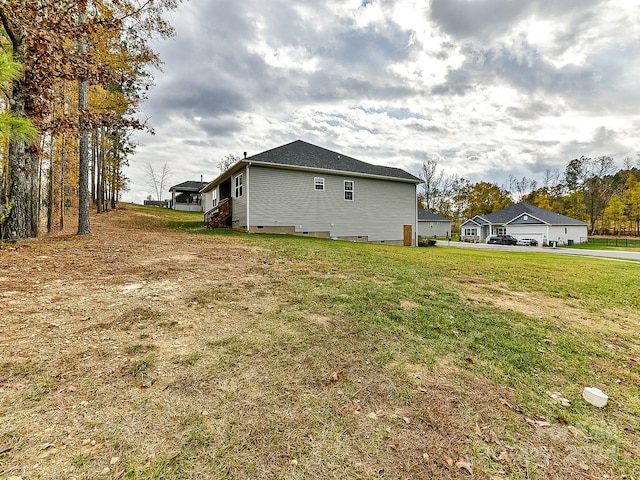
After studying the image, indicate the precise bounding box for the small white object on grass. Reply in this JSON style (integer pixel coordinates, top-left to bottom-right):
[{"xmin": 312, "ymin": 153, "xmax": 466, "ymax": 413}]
[{"xmin": 582, "ymin": 387, "xmax": 608, "ymax": 408}]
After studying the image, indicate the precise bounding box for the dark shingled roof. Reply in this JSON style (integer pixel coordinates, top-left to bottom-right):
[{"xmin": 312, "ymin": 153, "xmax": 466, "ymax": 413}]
[
  {"xmin": 246, "ymin": 140, "xmax": 421, "ymax": 182},
  {"xmin": 170, "ymin": 181, "xmax": 209, "ymax": 192},
  {"xmin": 418, "ymin": 209, "xmax": 450, "ymax": 222},
  {"xmin": 483, "ymin": 202, "xmax": 587, "ymax": 225}
]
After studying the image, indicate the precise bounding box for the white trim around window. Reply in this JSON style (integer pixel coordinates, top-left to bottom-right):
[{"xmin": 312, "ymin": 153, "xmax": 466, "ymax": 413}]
[
  {"xmin": 314, "ymin": 177, "xmax": 325, "ymax": 191},
  {"xmin": 235, "ymin": 173, "xmax": 243, "ymax": 198},
  {"xmin": 344, "ymin": 180, "xmax": 354, "ymax": 201}
]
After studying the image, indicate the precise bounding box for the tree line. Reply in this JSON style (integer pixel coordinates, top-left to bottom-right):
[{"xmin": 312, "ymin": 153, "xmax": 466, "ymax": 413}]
[
  {"xmin": 419, "ymin": 155, "xmax": 640, "ymax": 236},
  {"xmin": 0, "ymin": 0, "xmax": 179, "ymax": 241}
]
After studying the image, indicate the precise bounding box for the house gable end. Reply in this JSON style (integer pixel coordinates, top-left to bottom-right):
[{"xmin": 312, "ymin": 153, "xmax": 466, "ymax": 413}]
[
  {"xmin": 506, "ymin": 212, "xmax": 546, "ymax": 225},
  {"xmin": 461, "ymin": 218, "xmax": 481, "ymax": 227}
]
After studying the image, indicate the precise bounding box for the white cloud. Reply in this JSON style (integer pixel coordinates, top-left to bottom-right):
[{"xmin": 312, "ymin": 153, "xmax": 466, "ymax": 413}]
[{"xmin": 123, "ymin": 0, "xmax": 640, "ymax": 204}]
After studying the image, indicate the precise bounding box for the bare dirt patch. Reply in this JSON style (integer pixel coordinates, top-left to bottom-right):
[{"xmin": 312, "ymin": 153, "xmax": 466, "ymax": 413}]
[{"xmin": 456, "ymin": 277, "xmax": 640, "ymax": 337}]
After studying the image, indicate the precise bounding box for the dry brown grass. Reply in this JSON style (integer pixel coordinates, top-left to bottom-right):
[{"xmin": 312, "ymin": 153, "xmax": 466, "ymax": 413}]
[{"xmin": 0, "ymin": 206, "xmax": 634, "ymax": 479}]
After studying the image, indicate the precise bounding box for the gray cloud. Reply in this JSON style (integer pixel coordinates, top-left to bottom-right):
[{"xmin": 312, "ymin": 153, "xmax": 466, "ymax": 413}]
[
  {"xmin": 430, "ymin": 0, "xmax": 532, "ymax": 40},
  {"xmin": 123, "ymin": 0, "xmax": 640, "ymax": 204},
  {"xmin": 429, "ymin": 0, "xmax": 602, "ymax": 43}
]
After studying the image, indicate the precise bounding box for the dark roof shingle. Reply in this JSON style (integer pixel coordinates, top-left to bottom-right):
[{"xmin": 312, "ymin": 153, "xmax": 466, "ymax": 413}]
[
  {"xmin": 170, "ymin": 181, "xmax": 209, "ymax": 192},
  {"xmin": 247, "ymin": 140, "xmax": 421, "ymax": 182},
  {"xmin": 418, "ymin": 209, "xmax": 450, "ymax": 222},
  {"xmin": 484, "ymin": 203, "xmax": 587, "ymax": 225}
]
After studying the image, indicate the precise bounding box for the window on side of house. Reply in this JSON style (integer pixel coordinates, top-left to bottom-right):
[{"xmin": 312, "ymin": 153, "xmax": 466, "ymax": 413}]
[
  {"xmin": 344, "ymin": 180, "xmax": 354, "ymax": 201},
  {"xmin": 235, "ymin": 173, "xmax": 243, "ymax": 198},
  {"xmin": 496, "ymin": 226, "xmax": 506, "ymax": 235},
  {"xmin": 314, "ymin": 177, "xmax": 325, "ymax": 191},
  {"xmin": 464, "ymin": 227, "xmax": 477, "ymax": 236},
  {"xmin": 212, "ymin": 190, "xmax": 217, "ymax": 207}
]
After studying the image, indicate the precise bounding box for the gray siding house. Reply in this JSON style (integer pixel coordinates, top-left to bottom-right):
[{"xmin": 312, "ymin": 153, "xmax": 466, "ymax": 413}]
[
  {"xmin": 200, "ymin": 140, "xmax": 421, "ymax": 245},
  {"xmin": 461, "ymin": 202, "xmax": 588, "ymax": 245},
  {"xmin": 418, "ymin": 209, "xmax": 451, "ymax": 238}
]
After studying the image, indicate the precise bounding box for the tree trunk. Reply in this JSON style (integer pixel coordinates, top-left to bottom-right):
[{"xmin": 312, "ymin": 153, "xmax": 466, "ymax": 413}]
[
  {"xmin": 91, "ymin": 128, "xmax": 97, "ymax": 205},
  {"xmin": 5, "ymin": 37, "xmax": 39, "ymax": 241},
  {"xmin": 47, "ymin": 136, "xmax": 55, "ymax": 232},
  {"xmin": 60, "ymin": 135, "xmax": 66, "ymax": 230},
  {"xmin": 77, "ymin": 2, "xmax": 90, "ymax": 234},
  {"xmin": 96, "ymin": 129, "xmax": 103, "ymax": 214}
]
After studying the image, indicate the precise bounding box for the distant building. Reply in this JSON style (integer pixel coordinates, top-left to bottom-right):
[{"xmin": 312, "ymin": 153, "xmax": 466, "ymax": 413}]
[
  {"xmin": 169, "ymin": 181, "xmax": 209, "ymax": 212},
  {"xmin": 461, "ymin": 202, "xmax": 588, "ymax": 245},
  {"xmin": 417, "ymin": 209, "xmax": 451, "ymax": 238},
  {"xmin": 143, "ymin": 199, "xmax": 168, "ymax": 208},
  {"xmin": 200, "ymin": 140, "xmax": 422, "ymax": 245}
]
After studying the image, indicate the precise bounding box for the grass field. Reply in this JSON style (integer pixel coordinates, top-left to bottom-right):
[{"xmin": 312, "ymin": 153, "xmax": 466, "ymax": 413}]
[
  {"xmin": 1, "ymin": 205, "xmax": 639, "ymax": 479},
  {"xmin": 161, "ymin": 207, "xmax": 640, "ymax": 477}
]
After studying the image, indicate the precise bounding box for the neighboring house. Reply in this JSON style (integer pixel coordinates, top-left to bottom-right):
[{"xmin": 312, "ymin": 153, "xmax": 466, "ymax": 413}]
[
  {"xmin": 169, "ymin": 181, "xmax": 209, "ymax": 212},
  {"xmin": 417, "ymin": 209, "xmax": 451, "ymax": 239},
  {"xmin": 143, "ymin": 199, "xmax": 168, "ymax": 207},
  {"xmin": 461, "ymin": 202, "xmax": 588, "ymax": 246},
  {"xmin": 200, "ymin": 140, "xmax": 422, "ymax": 245}
]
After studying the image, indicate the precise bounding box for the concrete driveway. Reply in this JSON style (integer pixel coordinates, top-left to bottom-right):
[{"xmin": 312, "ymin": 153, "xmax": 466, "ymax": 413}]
[{"xmin": 442, "ymin": 241, "xmax": 640, "ymax": 262}]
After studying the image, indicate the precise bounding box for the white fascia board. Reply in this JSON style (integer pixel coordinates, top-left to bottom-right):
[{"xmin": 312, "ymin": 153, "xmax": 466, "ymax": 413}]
[
  {"xmin": 461, "ymin": 218, "xmax": 481, "ymax": 227},
  {"xmin": 199, "ymin": 162, "xmax": 247, "ymax": 193}
]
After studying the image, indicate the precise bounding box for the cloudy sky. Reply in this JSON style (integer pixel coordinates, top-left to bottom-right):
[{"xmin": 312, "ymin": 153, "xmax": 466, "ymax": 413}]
[{"xmin": 125, "ymin": 0, "xmax": 640, "ymax": 203}]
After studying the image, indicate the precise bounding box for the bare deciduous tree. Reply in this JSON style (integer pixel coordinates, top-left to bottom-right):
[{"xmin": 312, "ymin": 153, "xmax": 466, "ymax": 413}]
[
  {"xmin": 145, "ymin": 162, "xmax": 171, "ymax": 201},
  {"xmin": 217, "ymin": 154, "xmax": 240, "ymax": 172}
]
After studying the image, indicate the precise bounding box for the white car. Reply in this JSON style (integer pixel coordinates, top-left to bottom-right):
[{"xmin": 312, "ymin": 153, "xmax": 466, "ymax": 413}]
[{"xmin": 517, "ymin": 238, "xmax": 538, "ymax": 246}]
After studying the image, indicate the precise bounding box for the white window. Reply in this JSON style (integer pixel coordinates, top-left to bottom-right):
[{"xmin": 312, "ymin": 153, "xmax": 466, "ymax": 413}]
[
  {"xmin": 496, "ymin": 227, "xmax": 506, "ymax": 235},
  {"xmin": 314, "ymin": 177, "xmax": 325, "ymax": 191},
  {"xmin": 464, "ymin": 227, "xmax": 477, "ymax": 236},
  {"xmin": 344, "ymin": 180, "xmax": 354, "ymax": 201},
  {"xmin": 212, "ymin": 190, "xmax": 218, "ymax": 207},
  {"xmin": 235, "ymin": 173, "xmax": 243, "ymax": 198}
]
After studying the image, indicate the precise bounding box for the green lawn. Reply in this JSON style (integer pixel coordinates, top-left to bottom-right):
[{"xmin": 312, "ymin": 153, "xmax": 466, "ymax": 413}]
[{"xmin": 123, "ymin": 205, "xmax": 640, "ymax": 477}]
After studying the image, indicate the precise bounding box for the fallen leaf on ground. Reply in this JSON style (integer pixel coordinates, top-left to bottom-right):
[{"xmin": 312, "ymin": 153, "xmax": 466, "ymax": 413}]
[
  {"xmin": 474, "ymin": 423, "xmax": 482, "ymax": 436},
  {"xmin": 0, "ymin": 445, "xmax": 12, "ymax": 454},
  {"xmin": 547, "ymin": 391, "xmax": 571, "ymax": 406},
  {"xmin": 491, "ymin": 431, "xmax": 500, "ymax": 444},
  {"xmin": 330, "ymin": 371, "xmax": 343, "ymax": 382},
  {"xmin": 526, "ymin": 418, "xmax": 551, "ymax": 428},
  {"xmin": 1, "ymin": 383, "xmax": 28, "ymax": 390},
  {"xmin": 498, "ymin": 451, "xmax": 511, "ymax": 462},
  {"xmin": 568, "ymin": 425, "xmax": 587, "ymax": 437},
  {"xmin": 417, "ymin": 386, "xmax": 428, "ymax": 393},
  {"xmin": 455, "ymin": 459, "xmax": 473, "ymax": 474},
  {"xmin": 441, "ymin": 452, "xmax": 454, "ymax": 468},
  {"xmin": 628, "ymin": 446, "xmax": 640, "ymax": 458},
  {"xmin": 58, "ymin": 385, "xmax": 77, "ymax": 393}
]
